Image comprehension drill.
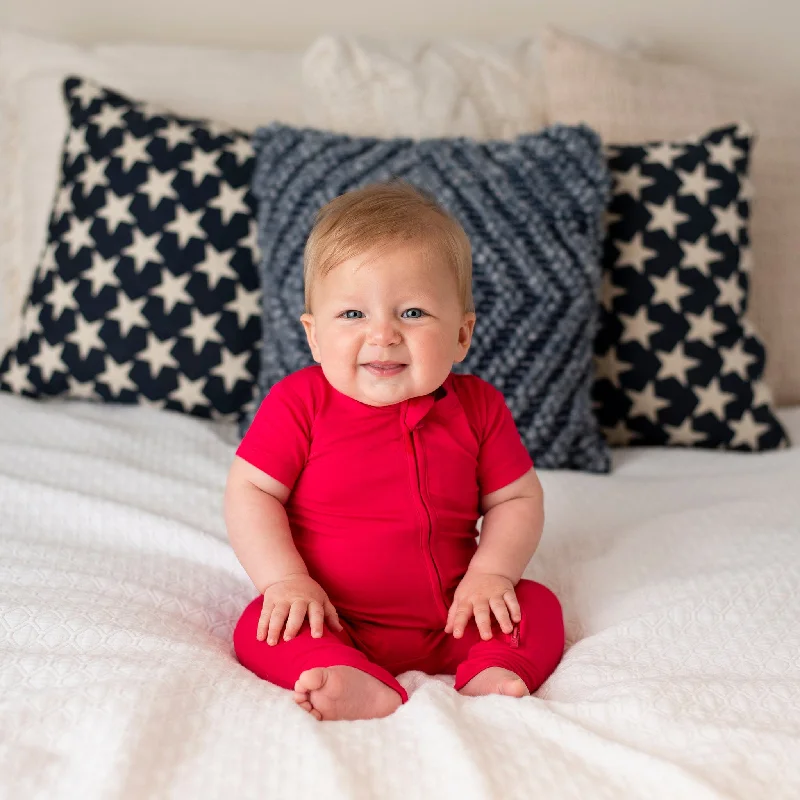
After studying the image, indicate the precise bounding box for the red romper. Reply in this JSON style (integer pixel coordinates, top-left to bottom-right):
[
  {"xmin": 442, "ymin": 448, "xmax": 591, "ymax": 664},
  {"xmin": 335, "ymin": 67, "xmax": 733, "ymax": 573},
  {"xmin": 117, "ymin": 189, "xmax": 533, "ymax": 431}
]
[{"xmin": 233, "ymin": 366, "xmax": 564, "ymax": 702}]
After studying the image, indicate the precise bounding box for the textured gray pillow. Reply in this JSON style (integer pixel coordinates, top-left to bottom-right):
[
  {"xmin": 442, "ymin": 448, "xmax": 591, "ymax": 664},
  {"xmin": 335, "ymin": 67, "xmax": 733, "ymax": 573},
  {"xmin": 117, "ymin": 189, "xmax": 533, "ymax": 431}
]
[{"xmin": 249, "ymin": 123, "xmax": 611, "ymax": 472}]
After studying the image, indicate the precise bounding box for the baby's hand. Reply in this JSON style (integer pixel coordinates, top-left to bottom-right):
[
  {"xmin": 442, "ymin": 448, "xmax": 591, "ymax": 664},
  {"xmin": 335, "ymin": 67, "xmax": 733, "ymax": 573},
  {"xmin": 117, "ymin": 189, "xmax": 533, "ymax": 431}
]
[
  {"xmin": 258, "ymin": 573, "xmax": 344, "ymax": 645},
  {"xmin": 445, "ymin": 570, "xmax": 521, "ymax": 641}
]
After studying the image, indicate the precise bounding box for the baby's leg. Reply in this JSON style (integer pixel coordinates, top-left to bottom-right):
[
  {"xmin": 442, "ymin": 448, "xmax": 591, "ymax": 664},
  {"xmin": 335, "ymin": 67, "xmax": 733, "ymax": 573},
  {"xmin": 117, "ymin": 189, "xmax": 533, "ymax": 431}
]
[
  {"xmin": 449, "ymin": 579, "xmax": 565, "ymax": 696},
  {"xmin": 233, "ymin": 596, "xmax": 406, "ymax": 720}
]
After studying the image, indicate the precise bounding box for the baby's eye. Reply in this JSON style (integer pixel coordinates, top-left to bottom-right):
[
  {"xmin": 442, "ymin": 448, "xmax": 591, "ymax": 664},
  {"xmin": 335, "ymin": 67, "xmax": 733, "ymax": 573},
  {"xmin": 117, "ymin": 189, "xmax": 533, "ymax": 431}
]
[
  {"xmin": 401, "ymin": 308, "xmax": 426, "ymax": 319},
  {"xmin": 340, "ymin": 310, "xmax": 364, "ymax": 319}
]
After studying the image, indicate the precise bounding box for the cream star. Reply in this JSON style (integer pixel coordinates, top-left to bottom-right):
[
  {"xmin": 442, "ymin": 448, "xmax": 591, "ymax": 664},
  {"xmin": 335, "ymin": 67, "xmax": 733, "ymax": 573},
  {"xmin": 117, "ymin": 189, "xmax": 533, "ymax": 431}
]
[
  {"xmin": 137, "ymin": 332, "xmax": 179, "ymax": 378},
  {"xmin": 677, "ymin": 165, "xmax": 721, "ymax": 205},
  {"xmin": 65, "ymin": 127, "xmax": 87, "ymax": 163},
  {"xmin": 240, "ymin": 218, "xmax": 260, "ymax": 257},
  {"xmin": 159, "ymin": 119, "xmax": 195, "ymax": 149},
  {"xmin": 602, "ymin": 420, "xmax": 636, "ymax": 446},
  {"xmin": 66, "ymin": 316, "xmax": 104, "ymax": 360},
  {"xmin": 628, "ymin": 382, "xmax": 670, "ymax": 421},
  {"xmin": 711, "ymin": 201, "xmax": 742, "ymax": 243},
  {"xmin": 169, "ymin": 373, "xmax": 208, "ymax": 412},
  {"xmin": 226, "ymin": 137, "xmax": 255, "ymax": 165},
  {"xmin": 83, "ymin": 251, "xmax": 119, "ymax": 295},
  {"xmin": 644, "ymin": 141, "xmax": 685, "ymax": 168},
  {"xmin": 181, "ymin": 148, "xmax": 221, "ymax": 185},
  {"xmin": 729, "ymin": 410, "xmax": 769, "ymax": 449},
  {"xmin": 71, "ymin": 81, "xmax": 105, "ymax": 109},
  {"xmin": 619, "ymin": 306, "xmax": 661, "ymax": 347},
  {"xmin": 209, "ymin": 183, "xmax": 249, "ymax": 225},
  {"xmin": 680, "ymin": 235, "xmax": 719, "ymax": 276},
  {"xmin": 79, "ymin": 155, "xmax": 110, "ymax": 196},
  {"xmin": 751, "ymin": 380, "xmax": 773, "ymax": 408},
  {"xmin": 685, "ymin": 307, "xmax": 725, "ymax": 347},
  {"xmin": 67, "ymin": 375, "xmax": 97, "ymax": 400},
  {"xmin": 47, "ymin": 275, "xmax": 80, "ymax": 319},
  {"xmin": 97, "ymin": 190, "xmax": 135, "ymax": 234},
  {"xmin": 2, "ymin": 356, "xmax": 33, "ymax": 394},
  {"xmin": 650, "ymin": 270, "xmax": 692, "ymax": 312},
  {"xmin": 180, "ymin": 308, "xmax": 223, "ymax": 354},
  {"xmin": 62, "ymin": 217, "xmax": 94, "ymax": 258},
  {"xmin": 646, "ymin": 196, "xmax": 690, "ymax": 238},
  {"xmin": 165, "ymin": 206, "xmax": 205, "ymax": 249},
  {"xmin": 112, "ymin": 130, "xmax": 151, "ymax": 172},
  {"xmin": 715, "ymin": 273, "xmax": 745, "ymax": 313},
  {"xmin": 664, "ymin": 417, "xmax": 706, "ymax": 446},
  {"xmin": 594, "ymin": 348, "xmax": 630, "ymax": 386},
  {"xmin": 693, "ymin": 377, "xmax": 736, "ymax": 419},
  {"xmin": 224, "ymin": 284, "xmax": 261, "ymax": 328},
  {"xmin": 720, "ymin": 340, "xmax": 757, "ymax": 380},
  {"xmin": 53, "ymin": 185, "xmax": 74, "ymax": 221},
  {"xmin": 152, "ymin": 271, "xmax": 193, "ymax": 315},
  {"xmin": 32, "ymin": 340, "xmax": 66, "ymax": 383},
  {"xmin": 97, "ymin": 354, "xmax": 137, "ymax": 396},
  {"xmin": 211, "ymin": 350, "xmax": 251, "ymax": 392},
  {"xmin": 196, "ymin": 243, "xmax": 238, "ymax": 290},
  {"xmin": 706, "ymin": 137, "xmax": 743, "ymax": 172},
  {"xmin": 138, "ymin": 167, "xmax": 179, "ymax": 211},
  {"xmin": 615, "ymin": 231, "xmax": 658, "ymax": 272},
  {"xmin": 656, "ymin": 341, "xmax": 701, "ymax": 384},
  {"xmin": 614, "ymin": 163, "xmax": 655, "ymax": 199},
  {"xmin": 123, "ymin": 229, "xmax": 162, "ymax": 272},
  {"xmin": 22, "ymin": 302, "xmax": 43, "ymax": 337},
  {"xmin": 107, "ymin": 291, "xmax": 148, "ymax": 337},
  {"xmin": 90, "ymin": 104, "xmax": 127, "ymax": 137}
]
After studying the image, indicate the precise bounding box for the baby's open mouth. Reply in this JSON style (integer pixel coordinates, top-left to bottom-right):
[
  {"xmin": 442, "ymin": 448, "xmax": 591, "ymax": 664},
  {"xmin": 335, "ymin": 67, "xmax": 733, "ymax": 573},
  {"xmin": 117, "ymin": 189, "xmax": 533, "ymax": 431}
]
[{"xmin": 362, "ymin": 362, "xmax": 407, "ymax": 377}]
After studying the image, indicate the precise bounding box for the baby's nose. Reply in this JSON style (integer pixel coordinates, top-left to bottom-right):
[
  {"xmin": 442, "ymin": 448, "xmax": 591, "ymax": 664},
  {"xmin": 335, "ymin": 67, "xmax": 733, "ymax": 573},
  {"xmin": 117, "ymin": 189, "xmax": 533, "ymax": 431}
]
[{"xmin": 367, "ymin": 317, "xmax": 401, "ymax": 345}]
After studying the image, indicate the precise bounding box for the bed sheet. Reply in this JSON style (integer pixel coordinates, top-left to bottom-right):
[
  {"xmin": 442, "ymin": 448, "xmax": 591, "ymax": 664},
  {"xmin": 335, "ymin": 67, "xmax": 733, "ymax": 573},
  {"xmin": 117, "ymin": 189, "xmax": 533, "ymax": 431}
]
[{"xmin": 0, "ymin": 393, "xmax": 798, "ymax": 800}]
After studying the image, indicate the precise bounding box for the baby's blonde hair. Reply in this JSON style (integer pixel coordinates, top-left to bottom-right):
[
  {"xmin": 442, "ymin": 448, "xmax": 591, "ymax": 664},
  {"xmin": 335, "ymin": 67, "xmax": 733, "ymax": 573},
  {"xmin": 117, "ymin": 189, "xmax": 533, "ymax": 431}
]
[{"xmin": 303, "ymin": 182, "xmax": 474, "ymax": 314}]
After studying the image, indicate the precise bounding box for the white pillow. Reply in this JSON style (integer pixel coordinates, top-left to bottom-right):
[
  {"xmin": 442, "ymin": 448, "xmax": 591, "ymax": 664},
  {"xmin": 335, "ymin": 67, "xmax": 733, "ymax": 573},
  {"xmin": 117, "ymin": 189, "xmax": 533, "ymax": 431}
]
[
  {"xmin": 300, "ymin": 32, "xmax": 644, "ymax": 140},
  {"xmin": 0, "ymin": 29, "xmax": 307, "ymax": 355}
]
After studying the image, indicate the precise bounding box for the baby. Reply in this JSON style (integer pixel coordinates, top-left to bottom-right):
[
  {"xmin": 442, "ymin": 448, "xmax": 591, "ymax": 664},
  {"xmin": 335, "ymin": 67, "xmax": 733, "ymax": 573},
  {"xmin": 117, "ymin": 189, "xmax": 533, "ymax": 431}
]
[{"xmin": 225, "ymin": 182, "xmax": 564, "ymax": 721}]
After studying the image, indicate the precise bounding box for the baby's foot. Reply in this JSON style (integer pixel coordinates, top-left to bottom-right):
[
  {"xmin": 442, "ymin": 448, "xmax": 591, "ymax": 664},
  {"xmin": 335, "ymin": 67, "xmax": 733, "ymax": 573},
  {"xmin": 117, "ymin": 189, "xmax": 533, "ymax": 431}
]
[
  {"xmin": 459, "ymin": 667, "xmax": 529, "ymax": 698},
  {"xmin": 293, "ymin": 666, "xmax": 402, "ymax": 721}
]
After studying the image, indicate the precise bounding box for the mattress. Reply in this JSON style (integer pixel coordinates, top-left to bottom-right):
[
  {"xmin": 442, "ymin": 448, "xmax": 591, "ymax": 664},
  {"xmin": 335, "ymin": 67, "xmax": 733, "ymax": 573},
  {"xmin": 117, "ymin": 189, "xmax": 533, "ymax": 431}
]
[{"xmin": 0, "ymin": 392, "xmax": 798, "ymax": 799}]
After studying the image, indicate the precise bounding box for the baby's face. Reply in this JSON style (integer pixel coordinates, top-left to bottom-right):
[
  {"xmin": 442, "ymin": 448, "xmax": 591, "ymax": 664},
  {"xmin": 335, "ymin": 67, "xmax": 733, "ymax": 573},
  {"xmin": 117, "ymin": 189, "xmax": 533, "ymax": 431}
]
[{"xmin": 300, "ymin": 242, "xmax": 475, "ymax": 407}]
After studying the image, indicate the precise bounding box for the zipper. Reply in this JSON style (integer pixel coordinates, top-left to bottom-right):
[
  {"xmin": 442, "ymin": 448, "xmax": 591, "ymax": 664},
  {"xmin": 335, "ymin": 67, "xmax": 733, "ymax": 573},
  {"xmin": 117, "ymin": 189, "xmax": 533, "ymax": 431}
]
[{"xmin": 408, "ymin": 427, "xmax": 449, "ymax": 616}]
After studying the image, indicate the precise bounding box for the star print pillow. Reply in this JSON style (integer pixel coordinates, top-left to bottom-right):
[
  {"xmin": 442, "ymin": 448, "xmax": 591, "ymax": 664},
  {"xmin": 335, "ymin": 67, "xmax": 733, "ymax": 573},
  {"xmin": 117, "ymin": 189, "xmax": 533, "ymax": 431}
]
[
  {"xmin": 0, "ymin": 77, "xmax": 261, "ymax": 419},
  {"xmin": 593, "ymin": 123, "xmax": 789, "ymax": 451}
]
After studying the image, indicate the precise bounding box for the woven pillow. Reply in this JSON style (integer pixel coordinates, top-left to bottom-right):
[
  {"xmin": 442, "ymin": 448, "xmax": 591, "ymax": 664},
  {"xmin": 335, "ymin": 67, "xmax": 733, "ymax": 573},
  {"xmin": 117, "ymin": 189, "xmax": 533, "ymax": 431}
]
[
  {"xmin": 248, "ymin": 122, "xmax": 612, "ymax": 473},
  {"xmin": 542, "ymin": 26, "xmax": 800, "ymax": 407},
  {"xmin": 595, "ymin": 123, "xmax": 788, "ymax": 451},
  {"xmin": 0, "ymin": 77, "xmax": 261, "ymax": 419}
]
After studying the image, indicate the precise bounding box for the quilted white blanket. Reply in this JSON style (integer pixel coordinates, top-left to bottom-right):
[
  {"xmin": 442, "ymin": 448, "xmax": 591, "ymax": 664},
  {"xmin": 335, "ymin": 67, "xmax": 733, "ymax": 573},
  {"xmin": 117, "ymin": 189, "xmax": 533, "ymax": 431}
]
[{"xmin": 1, "ymin": 393, "xmax": 799, "ymax": 800}]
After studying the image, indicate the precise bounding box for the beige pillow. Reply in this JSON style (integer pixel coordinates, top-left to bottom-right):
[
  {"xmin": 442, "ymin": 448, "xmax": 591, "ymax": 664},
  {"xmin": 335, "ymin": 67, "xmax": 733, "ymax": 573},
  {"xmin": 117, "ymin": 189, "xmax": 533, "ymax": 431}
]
[{"xmin": 542, "ymin": 27, "xmax": 800, "ymax": 407}]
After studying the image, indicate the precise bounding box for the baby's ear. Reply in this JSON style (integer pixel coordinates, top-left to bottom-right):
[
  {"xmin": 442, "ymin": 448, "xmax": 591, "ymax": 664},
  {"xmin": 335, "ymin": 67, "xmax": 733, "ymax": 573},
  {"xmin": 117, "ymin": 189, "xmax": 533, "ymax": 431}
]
[
  {"xmin": 454, "ymin": 312, "xmax": 476, "ymax": 363},
  {"xmin": 300, "ymin": 313, "xmax": 322, "ymax": 363}
]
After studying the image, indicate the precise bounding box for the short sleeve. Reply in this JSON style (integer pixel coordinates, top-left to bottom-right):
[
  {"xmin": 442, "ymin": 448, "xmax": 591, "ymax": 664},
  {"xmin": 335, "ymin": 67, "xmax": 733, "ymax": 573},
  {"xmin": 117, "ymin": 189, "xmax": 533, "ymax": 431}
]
[
  {"xmin": 475, "ymin": 383, "xmax": 534, "ymax": 496},
  {"xmin": 235, "ymin": 377, "xmax": 313, "ymax": 490}
]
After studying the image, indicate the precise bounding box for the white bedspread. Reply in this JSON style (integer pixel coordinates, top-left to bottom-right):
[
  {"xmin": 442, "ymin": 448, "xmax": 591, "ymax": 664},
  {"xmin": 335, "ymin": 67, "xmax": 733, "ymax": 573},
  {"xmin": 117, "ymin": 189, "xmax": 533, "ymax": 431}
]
[{"xmin": 1, "ymin": 393, "xmax": 799, "ymax": 800}]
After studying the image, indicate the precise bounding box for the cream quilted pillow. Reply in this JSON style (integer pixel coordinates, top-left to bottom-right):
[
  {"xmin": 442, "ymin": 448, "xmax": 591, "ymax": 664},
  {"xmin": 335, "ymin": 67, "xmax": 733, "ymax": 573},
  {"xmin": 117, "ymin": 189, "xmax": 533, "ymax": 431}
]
[
  {"xmin": 301, "ymin": 35, "xmax": 545, "ymax": 140},
  {"xmin": 542, "ymin": 27, "xmax": 800, "ymax": 407}
]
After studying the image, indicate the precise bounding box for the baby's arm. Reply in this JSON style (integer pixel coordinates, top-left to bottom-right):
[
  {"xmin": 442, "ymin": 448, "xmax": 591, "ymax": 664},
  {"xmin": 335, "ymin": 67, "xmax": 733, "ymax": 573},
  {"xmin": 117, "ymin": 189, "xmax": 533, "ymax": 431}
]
[
  {"xmin": 225, "ymin": 456, "xmax": 343, "ymax": 644},
  {"xmin": 445, "ymin": 467, "xmax": 544, "ymax": 640},
  {"xmin": 225, "ymin": 456, "xmax": 305, "ymax": 590},
  {"xmin": 469, "ymin": 467, "xmax": 544, "ymax": 583}
]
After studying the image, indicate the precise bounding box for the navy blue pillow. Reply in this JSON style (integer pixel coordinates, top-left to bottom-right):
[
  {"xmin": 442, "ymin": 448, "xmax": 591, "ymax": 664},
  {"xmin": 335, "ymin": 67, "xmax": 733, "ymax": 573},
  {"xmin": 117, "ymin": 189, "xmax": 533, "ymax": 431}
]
[
  {"xmin": 0, "ymin": 77, "xmax": 261, "ymax": 419},
  {"xmin": 595, "ymin": 124, "xmax": 789, "ymax": 451},
  {"xmin": 248, "ymin": 123, "xmax": 612, "ymax": 473}
]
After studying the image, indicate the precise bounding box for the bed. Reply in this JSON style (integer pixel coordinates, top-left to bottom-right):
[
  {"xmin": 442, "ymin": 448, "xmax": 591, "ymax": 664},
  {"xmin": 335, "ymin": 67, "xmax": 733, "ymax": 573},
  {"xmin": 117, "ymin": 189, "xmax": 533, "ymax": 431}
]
[
  {"xmin": 1, "ymin": 392, "xmax": 798, "ymax": 799},
  {"xmin": 1, "ymin": 15, "xmax": 800, "ymax": 800}
]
